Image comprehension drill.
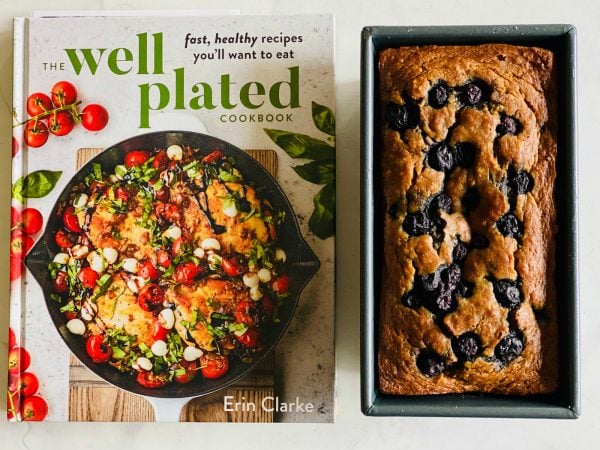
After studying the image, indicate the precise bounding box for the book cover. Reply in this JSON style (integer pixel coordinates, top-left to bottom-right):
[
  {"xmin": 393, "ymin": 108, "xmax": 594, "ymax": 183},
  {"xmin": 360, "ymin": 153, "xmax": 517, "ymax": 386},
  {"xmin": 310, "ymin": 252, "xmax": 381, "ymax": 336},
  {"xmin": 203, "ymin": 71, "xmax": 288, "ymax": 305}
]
[{"xmin": 8, "ymin": 13, "xmax": 335, "ymax": 423}]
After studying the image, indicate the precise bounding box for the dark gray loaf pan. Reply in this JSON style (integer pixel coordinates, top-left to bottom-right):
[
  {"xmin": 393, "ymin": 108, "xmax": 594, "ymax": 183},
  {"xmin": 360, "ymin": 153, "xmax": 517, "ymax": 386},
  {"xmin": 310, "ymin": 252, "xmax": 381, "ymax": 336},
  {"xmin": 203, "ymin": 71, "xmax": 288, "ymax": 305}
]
[{"xmin": 360, "ymin": 25, "xmax": 579, "ymax": 418}]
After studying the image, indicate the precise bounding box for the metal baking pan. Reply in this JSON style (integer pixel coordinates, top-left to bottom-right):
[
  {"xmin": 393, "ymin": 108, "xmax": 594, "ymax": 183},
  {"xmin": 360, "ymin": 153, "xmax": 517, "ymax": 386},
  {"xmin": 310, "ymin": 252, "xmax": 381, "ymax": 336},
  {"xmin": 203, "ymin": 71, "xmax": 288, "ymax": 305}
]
[{"xmin": 360, "ymin": 24, "xmax": 579, "ymax": 418}]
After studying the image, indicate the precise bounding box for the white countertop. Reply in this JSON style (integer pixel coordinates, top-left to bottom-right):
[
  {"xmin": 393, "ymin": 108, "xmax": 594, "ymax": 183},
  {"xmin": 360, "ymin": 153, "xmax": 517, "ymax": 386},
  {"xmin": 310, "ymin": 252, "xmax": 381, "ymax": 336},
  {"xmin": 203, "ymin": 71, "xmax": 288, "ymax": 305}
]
[{"xmin": 0, "ymin": 0, "xmax": 598, "ymax": 448}]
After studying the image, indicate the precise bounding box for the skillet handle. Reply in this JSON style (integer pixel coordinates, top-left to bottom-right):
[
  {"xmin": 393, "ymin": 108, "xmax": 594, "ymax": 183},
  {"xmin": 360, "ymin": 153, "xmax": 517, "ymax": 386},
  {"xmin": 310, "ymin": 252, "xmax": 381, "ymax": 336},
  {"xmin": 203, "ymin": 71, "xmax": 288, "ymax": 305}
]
[{"xmin": 147, "ymin": 397, "xmax": 191, "ymax": 422}]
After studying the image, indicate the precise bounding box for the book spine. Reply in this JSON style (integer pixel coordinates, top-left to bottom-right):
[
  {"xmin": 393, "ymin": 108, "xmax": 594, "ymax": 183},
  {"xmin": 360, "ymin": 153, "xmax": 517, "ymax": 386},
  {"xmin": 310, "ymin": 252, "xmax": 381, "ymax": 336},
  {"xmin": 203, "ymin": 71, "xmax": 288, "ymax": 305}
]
[{"xmin": 7, "ymin": 17, "xmax": 28, "ymax": 422}]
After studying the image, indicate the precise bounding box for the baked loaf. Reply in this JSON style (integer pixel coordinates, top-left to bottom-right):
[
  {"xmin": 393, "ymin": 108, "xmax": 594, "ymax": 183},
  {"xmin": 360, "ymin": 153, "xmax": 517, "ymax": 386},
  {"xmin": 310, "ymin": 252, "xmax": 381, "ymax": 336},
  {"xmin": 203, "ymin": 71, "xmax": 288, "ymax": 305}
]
[{"xmin": 378, "ymin": 44, "xmax": 558, "ymax": 395}]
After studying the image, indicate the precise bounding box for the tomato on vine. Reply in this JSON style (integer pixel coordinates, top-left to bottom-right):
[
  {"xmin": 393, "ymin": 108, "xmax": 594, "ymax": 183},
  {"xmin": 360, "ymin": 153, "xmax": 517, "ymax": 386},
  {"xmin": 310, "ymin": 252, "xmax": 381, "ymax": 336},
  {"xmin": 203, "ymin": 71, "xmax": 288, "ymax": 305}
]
[
  {"xmin": 24, "ymin": 120, "xmax": 49, "ymax": 148},
  {"xmin": 48, "ymin": 111, "xmax": 75, "ymax": 136},
  {"xmin": 26, "ymin": 92, "xmax": 52, "ymax": 117},
  {"xmin": 80, "ymin": 104, "xmax": 109, "ymax": 131},
  {"xmin": 21, "ymin": 208, "xmax": 43, "ymax": 235},
  {"xmin": 50, "ymin": 81, "xmax": 77, "ymax": 106},
  {"xmin": 21, "ymin": 396, "xmax": 48, "ymax": 421}
]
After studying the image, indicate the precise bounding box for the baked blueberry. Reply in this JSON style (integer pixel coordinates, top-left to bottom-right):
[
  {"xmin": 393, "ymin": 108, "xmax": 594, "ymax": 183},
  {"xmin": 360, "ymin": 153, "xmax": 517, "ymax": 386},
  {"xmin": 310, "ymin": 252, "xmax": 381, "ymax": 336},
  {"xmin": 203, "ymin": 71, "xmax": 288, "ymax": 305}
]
[
  {"xmin": 509, "ymin": 169, "xmax": 534, "ymax": 195},
  {"xmin": 401, "ymin": 291, "xmax": 421, "ymax": 308},
  {"xmin": 496, "ymin": 115, "xmax": 522, "ymax": 136},
  {"xmin": 495, "ymin": 333, "xmax": 524, "ymax": 364},
  {"xmin": 454, "ymin": 142, "xmax": 478, "ymax": 168},
  {"xmin": 459, "ymin": 79, "xmax": 490, "ymax": 106},
  {"xmin": 402, "ymin": 211, "xmax": 431, "ymax": 236},
  {"xmin": 462, "ymin": 188, "xmax": 480, "ymax": 213},
  {"xmin": 419, "ymin": 270, "xmax": 441, "ymax": 292},
  {"xmin": 457, "ymin": 280, "xmax": 475, "ymax": 298},
  {"xmin": 442, "ymin": 264, "xmax": 461, "ymax": 287},
  {"xmin": 428, "ymin": 288, "xmax": 457, "ymax": 315},
  {"xmin": 497, "ymin": 213, "xmax": 523, "ymax": 238},
  {"xmin": 386, "ymin": 101, "xmax": 419, "ymax": 131},
  {"xmin": 470, "ymin": 233, "xmax": 489, "ymax": 249},
  {"xmin": 429, "ymin": 192, "xmax": 452, "ymax": 214},
  {"xmin": 428, "ymin": 142, "xmax": 455, "ymax": 172},
  {"xmin": 416, "ymin": 351, "xmax": 446, "ymax": 376},
  {"xmin": 388, "ymin": 201, "xmax": 401, "ymax": 219},
  {"xmin": 428, "ymin": 82, "xmax": 449, "ymax": 108},
  {"xmin": 453, "ymin": 241, "xmax": 468, "ymax": 262},
  {"xmin": 452, "ymin": 332, "xmax": 481, "ymax": 362},
  {"xmin": 493, "ymin": 279, "xmax": 522, "ymax": 309}
]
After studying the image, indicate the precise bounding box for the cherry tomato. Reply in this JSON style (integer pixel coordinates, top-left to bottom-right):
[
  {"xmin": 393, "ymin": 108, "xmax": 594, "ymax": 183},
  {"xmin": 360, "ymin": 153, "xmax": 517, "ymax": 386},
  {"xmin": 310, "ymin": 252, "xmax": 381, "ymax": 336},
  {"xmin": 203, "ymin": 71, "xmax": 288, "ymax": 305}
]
[
  {"xmin": 11, "ymin": 206, "xmax": 21, "ymax": 229},
  {"xmin": 10, "ymin": 372, "xmax": 39, "ymax": 398},
  {"xmin": 175, "ymin": 262, "xmax": 201, "ymax": 285},
  {"xmin": 10, "ymin": 256, "xmax": 23, "ymax": 282},
  {"xmin": 152, "ymin": 319, "xmax": 169, "ymax": 342},
  {"xmin": 86, "ymin": 335, "xmax": 111, "ymax": 363},
  {"xmin": 202, "ymin": 150, "xmax": 224, "ymax": 164},
  {"xmin": 154, "ymin": 185, "xmax": 169, "ymax": 202},
  {"xmin": 171, "ymin": 237, "xmax": 184, "ymax": 257},
  {"xmin": 48, "ymin": 111, "xmax": 75, "ymax": 136},
  {"xmin": 114, "ymin": 186, "xmax": 130, "ymax": 202},
  {"xmin": 10, "ymin": 231, "xmax": 34, "ymax": 260},
  {"xmin": 174, "ymin": 360, "xmax": 199, "ymax": 384},
  {"xmin": 9, "ymin": 328, "xmax": 17, "ymax": 349},
  {"xmin": 155, "ymin": 203, "xmax": 180, "ymax": 223},
  {"xmin": 78, "ymin": 267, "xmax": 99, "ymax": 289},
  {"xmin": 55, "ymin": 229, "xmax": 76, "ymax": 248},
  {"xmin": 53, "ymin": 271, "xmax": 68, "ymax": 293},
  {"xmin": 221, "ymin": 256, "xmax": 245, "ymax": 277},
  {"xmin": 261, "ymin": 295, "xmax": 276, "ymax": 318},
  {"xmin": 21, "ymin": 396, "xmax": 48, "ymax": 421},
  {"xmin": 9, "ymin": 230, "xmax": 31, "ymax": 256},
  {"xmin": 124, "ymin": 150, "xmax": 150, "ymax": 168},
  {"xmin": 157, "ymin": 250, "xmax": 171, "ymax": 268},
  {"xmin": 153, "ymin": 150, "xmax": 169, "ymax": 169},
  {"xmin": 8, "ymin": 347, "xmax": 31, "ymax": 375},
  {"xmin": 234, "ymin": 301, "xmax": 256, "ymax": 326},
  {"xmin": 62, "ymin": 206, "xmax": 82, "ymax": 233},
  {"xmin": 12, "ymin": 136, "xmax": 19, "ymax": 157},
  {"xmin": 64, "ymin": 311, "xmax": 77, "ymax": 321},
  {"xmin": 7, "ymin": 391, "xmax": 20, "ymax": 420},
  {"xmin": 51, "ymin": 80, "xmax": 77, "ymax": 106},
  {"xmin": 138, "ymin": 283, "xmax": 165, "ymax": 312},
  {"xmin": 80, "ymin": 103, "xmax": 109, "ymax": 131},
  {"xmin": 138, "ymin": 260, "xmax": 159, "ymax": 281},
  {"xmin": 21, "ymin": 208, "xmax": 43, "ymax": 235},
  {"xmin": 272, "ymin": 274, "xmax": 291, "ymax": 294},
  {"xmin": 24, "ymin": 120, "xmax": 49, "ymax": 148},
  {"xmin": 136, "ymin": 371, "xmax": 168, "ymax": 389},
  {"xmin": 27, "ymin": 92, "xmax": 52, "ymax": 117},
  {"xmin": 235, "ymin": 327, "xmax": 260, "ymax": 348},
  {"xmin": 200, "ymin": 353, "xmax": 229, "ymax": 379}
]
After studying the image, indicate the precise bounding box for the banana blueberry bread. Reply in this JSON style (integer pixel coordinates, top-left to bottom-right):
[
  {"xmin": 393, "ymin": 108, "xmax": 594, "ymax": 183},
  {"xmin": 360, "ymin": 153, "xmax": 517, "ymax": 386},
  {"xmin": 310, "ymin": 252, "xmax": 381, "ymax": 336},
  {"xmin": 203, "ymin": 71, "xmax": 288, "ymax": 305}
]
[{"xmin": 378, "ymin": 44, "xmax": 558, "ymax": 395}]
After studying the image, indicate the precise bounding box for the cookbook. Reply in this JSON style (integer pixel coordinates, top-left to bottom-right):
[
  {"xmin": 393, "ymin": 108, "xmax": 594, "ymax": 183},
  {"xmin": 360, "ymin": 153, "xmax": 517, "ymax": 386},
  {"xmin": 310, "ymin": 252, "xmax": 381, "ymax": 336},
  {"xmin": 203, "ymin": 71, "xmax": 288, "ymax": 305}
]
[{"xmin": 8, "ymin": 12, "xmax": 335, "ymax": 423}]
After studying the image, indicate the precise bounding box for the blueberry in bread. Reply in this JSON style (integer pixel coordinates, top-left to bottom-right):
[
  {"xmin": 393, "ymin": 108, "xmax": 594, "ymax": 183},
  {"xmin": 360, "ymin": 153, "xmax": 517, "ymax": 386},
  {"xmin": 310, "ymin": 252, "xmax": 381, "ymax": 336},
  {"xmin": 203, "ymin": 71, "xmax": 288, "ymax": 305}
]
[{"xmin": 378, "ymin": 44, "xmax": 558, "ymax": 395}]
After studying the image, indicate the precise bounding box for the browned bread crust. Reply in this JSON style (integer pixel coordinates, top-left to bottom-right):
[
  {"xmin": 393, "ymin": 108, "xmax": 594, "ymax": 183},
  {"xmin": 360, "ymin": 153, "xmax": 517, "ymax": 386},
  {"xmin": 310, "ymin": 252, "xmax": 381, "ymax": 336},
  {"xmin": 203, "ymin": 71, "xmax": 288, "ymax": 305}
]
[{"xmin": 378, "ymin": 44, "xmax": 558, "ymax": 395}]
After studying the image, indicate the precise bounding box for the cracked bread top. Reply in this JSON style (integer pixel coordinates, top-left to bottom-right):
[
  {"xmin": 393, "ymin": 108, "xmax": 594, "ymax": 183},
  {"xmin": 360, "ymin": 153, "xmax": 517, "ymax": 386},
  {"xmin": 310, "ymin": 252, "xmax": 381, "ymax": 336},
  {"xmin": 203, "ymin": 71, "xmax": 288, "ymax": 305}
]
[{"xmin": 378, "ymin": 44, "xmax": 558, "ymax": 395}]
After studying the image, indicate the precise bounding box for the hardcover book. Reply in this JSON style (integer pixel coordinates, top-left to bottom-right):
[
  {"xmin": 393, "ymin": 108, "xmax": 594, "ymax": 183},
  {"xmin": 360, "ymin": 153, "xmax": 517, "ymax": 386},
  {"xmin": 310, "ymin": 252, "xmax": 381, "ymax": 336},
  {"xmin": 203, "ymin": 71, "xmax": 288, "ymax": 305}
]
[{"xmin": 8, "ymin": 12, "xmax": 335, "ymax": 423}]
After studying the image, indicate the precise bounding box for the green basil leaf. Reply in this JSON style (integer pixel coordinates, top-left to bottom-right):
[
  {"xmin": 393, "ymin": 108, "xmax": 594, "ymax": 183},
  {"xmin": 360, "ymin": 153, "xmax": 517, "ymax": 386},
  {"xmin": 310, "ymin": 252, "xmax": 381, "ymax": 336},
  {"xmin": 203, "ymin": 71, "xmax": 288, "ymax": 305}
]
[
  {"xmin": 111, "ymin": 347, "xmax": 127, "ymax": 360},
  {"xmin": 311, "ymin": 101, "xmax": 335, "ymax": 137},
  {"xmin": 264, "ymin": 129, "xmax": 334, "ymax": 161},
  {"xmin": 12, "ymin": 170, "xmax": 62, "ymax": 201},
  {"xmin": 309, "ymin": 182, "xmax": 335, "ymax": 239},
  {"xmin": 293, "ymin": 160, "xmax": 335, "ymax": 185}
]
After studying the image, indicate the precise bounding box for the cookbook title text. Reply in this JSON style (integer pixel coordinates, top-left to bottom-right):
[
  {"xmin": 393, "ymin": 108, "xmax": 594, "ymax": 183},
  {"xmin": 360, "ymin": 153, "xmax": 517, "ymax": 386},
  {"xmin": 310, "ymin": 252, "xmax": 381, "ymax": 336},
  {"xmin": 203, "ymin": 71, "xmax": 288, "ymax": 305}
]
[{"xmin": 61, "ymin": 32, "xmax": 301, "ymax": 128}]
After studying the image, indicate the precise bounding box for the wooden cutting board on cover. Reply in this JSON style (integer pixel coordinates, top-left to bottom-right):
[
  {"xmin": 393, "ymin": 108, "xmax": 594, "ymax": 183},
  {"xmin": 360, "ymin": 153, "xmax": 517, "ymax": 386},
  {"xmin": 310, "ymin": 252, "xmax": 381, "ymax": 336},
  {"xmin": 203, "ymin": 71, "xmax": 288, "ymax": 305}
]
[{"xmin": 69, "ymin": 147, "xmax": 278, "ymax": 422}]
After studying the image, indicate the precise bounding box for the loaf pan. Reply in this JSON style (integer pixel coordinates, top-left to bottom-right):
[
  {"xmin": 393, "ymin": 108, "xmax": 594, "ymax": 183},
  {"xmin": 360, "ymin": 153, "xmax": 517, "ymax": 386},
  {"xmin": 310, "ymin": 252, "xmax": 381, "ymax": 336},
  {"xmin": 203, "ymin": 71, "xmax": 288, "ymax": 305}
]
[{"xmin": 360, "ymin": 24, "xmax": 579, "ymax": 418}]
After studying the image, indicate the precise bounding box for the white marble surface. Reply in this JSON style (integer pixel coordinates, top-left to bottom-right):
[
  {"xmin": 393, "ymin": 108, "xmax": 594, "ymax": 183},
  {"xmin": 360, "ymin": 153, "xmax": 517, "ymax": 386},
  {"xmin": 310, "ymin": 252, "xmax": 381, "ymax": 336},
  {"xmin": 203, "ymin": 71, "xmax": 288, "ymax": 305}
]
[{"xmin": 0, "ymin": 0, "xmax": 598, "ymax": 448}]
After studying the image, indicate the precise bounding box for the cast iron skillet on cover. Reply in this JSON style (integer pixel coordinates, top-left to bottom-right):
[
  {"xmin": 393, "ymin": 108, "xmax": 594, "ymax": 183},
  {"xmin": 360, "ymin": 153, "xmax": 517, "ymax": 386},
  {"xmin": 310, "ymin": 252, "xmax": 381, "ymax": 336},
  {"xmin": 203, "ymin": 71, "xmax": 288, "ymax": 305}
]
[{"xmin": 25, "ymin": 130, "xmax": 320, "ymax": 401}]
